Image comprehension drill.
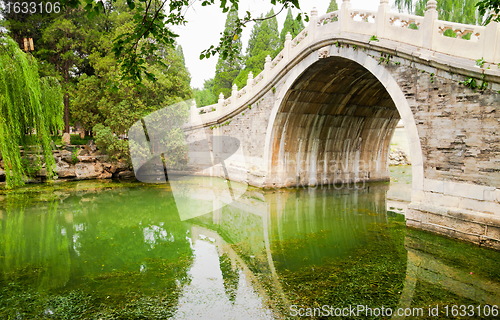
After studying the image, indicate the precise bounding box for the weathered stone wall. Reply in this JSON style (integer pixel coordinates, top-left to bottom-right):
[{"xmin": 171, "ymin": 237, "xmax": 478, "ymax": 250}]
[
  {"xmin": 386, "ymin": 62, "xmax": 499, "ymax": 187},
  {"xmin": 379, "ymin": 56, "xmax": 500, "ymax": 249}
]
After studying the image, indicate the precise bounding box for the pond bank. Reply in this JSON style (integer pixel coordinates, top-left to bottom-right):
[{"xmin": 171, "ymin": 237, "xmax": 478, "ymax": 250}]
[
  {"xmin": 1, "ymin": 144, "xmax": 410, "ymax": 186},
  {"xmin": 0, "ymin": 144, "xmax": 134, "ymax": 184}
]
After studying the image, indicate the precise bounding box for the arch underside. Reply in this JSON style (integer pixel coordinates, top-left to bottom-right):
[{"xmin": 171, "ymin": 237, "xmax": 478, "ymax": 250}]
[{"xmin": 270, "ymin": 57, "xmax": 400, "ymax": 187}]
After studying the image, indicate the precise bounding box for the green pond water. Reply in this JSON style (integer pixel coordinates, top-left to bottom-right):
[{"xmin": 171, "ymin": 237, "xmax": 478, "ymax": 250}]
[{"xmin": 0, "ymin": 176, "xmax": 499, "ymax": 319}]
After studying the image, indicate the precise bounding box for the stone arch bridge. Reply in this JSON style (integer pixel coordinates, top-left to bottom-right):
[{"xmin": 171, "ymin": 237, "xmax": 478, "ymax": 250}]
[{"xmin": 183, "ymin": 0, "xmax": 500, "ymax": 248}]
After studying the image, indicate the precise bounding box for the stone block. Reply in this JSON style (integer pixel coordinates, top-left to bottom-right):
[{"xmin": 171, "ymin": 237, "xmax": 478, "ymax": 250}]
[
  {"xmin": 426, "ymin": 211, "xmax": 485, "ymax": 235},
  {"xmin": 459, "ymin": 197, "xmax": 499, "ymax": 214},
  {"xmin": 118, "ymin": 170, "xmax": 136, "ymax": 179},
  {"xmin": 62, "ymin": 132, "xmax": 71, "ymax": 145},
  {"xmin": 75, "ymin": 163, "xmax": 101, "ymax": 179},
  {"xmin": 424, "ymin": 191, "xmax": 460, "ymax": 208},
  {"xmin": 479, "ymin": 237, "xmax": 500, "ymax": 250},
  {"xmin": 423, "ymin": 178, "xmax": 444, "ymax": 193},
  {"xmin": 485, "ymin": 224, "xmax": 500, "ymax": 241},
  {"xmin": 483, "ymin": 188, "xmax": 500, "ymax": 202},
  {"xmin": 60, "ymin": 150, "xmax": 74, "ymax": 163},
  {"xmin": 443, "ymin": 180, "xmax": 489, "ymax": 201},
  {"xmin": 57, "ymin": 168, "xmax": 76, "ymax": 178}
]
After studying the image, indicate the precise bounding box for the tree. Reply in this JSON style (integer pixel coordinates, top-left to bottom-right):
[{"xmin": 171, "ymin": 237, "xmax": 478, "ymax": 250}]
[
  {"xmin": 70, "ymin": 4, "xmax": 192, "ymax": 136},
  {"xmin": 0, "ymin": 37, "xmax": 64, "ymax": 188},
  {"xmin": 38, "ymin": 12, "xmax": 87, "ymax": 133},
  {"xmin": 194, "ymin": 78, "xmax": 218, "ymax": 108},
  {"xmin": 477, "ymin": 0, "xmax": 500, "ymax": 24},
  {"xmin": 212, "ymin": 7, "xmax": 243, "ymax": 98},
  {"xmin": 395, "ymin": 0, "xmax": 484, "ymax": 25},
  {"xmin": 327, "ymin": 0, "xmax": 339, "ymax": 13},
  {"xmin": 233, "ymin": 9, "xmax": 281, "ymax": 89},
  {"xmin": 0, "ymin": 0, "xmax": 59, "ymax": 48},
  {"xmin": 280, "ymin": 8, "xmax": 305, "ymax": 44},
  {"xmin": 58, "ymin": 0, "xmax": 305, "ymax": 82}
]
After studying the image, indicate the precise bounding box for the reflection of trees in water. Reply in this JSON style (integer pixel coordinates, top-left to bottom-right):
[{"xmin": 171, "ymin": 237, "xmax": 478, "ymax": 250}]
[
  {"xmin": 0, "ymin": 182, "xmax": 194, "ymax": 318},
  {"xmin": 2, "ymin": 180, "xmax": 499, "ymax": 318},
  {"xmin": 219, "ymin": 253, "xmax": 239, "ymax": 303},
  {"xmin": 0, "ymin": 197, "xmax": 71, "ymax": 290}
]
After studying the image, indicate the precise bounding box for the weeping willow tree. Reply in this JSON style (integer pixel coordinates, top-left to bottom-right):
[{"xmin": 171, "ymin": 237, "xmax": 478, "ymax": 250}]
[
  {"xmin": 395, "ymin": 0, "xmax": 483, "ymax": 25},
  {"xmin": 0, "ymin": 37, "xmax": 64, "ymax": 188}
]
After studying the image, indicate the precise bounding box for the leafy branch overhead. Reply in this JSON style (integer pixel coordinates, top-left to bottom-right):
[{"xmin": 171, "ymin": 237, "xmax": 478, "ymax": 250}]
[
  {"xmin": 477, "ymin": 0, "xmax": 500, "ymax": 24},
  {"xmin": 60, "ymin": 0, "xmax": 305, "ymax": 82}
]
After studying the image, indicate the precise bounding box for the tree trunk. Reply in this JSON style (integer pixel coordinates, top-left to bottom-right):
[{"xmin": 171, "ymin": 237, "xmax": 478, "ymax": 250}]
[{"xmin": 64, "ymin": 93, "xmax": 70, "ymax": 133}]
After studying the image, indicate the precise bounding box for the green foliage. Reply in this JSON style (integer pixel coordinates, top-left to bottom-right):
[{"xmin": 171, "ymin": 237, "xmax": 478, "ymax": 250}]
[
  {"xmin": 194, "ymin": 87, "xmax": 217, "ymax": 108},
  {"xmin": 71, "ymin": 148, "xmax": 79, "ymax": 165},
  {"xmin": 396, "ymin": 0, "xmax": 484, "ymax": 25},
  {"xmin": 0, "ymin": 37, "xmax": 64, "ymax": 188},
  {"xmin": 0, "ymin": 0, "xmax": 60, "ymax": 52},
  {"xmin": 459, "ymin": 75, "xmax": 488, "ymax": 90},
  {"xmin": 477, "ymin": 0, "xmax": 500, "ymax": 24},
  {"xmin": 234, "ymin": 9, "xmax": 281, "ymax": 89},
  {"xmin": 476, "ymin": 57, "xmax": 486, "ymax": 67},
  {"xmin": 280, "ymin": 8, "xmax": 305, "ymax": 44},
  {"xmin": 369, "ymin": 35, "xmax": 379, "ymax": 41},
  {"xmin": 460, "ymin": 77, "xmax": 478, "ymax": 89},
  {"xmin": 199, "ymin": 1, "xmax": 305, "ymax": 64},
  {"xmin": 40, "ymin": 76, "xmax": 65, "ymax": 133},
  {"xmin": 51, "ymin": 0, "xmax": 305, "ymax": 82},
  {"xmin": 327, "ymin": 0, "xmax": 339, "ymax": 12},
  {"xmin": 128, "ymin": 100, "xmax": 190, "ymax": 170},
  {"xmin": 36, "ymin": 7, "xmax": 97, "ymax": 132},
  {"xmin": 212, "ymin": 8, "xmax": 243, "ymax": 97},
  {"xmin": 93, "ymin": 124, "xmax": 129, "ymax": 161},
  {"xmin": 70, "ymin": 4, "xmax": 192, "ymax": 135},
  {"xmin": 70, "ymin": 134, "xmax": 92, "ymax": 146}
]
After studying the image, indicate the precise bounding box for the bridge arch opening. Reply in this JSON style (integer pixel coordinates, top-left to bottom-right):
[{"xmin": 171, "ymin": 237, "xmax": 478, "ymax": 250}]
[{"xmin": 266, "ymin": 53, "xmax": 423, "ymax": 194}]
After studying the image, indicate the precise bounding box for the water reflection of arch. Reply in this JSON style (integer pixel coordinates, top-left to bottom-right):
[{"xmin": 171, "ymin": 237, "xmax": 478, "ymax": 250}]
[
  {"xmin": 187, "ymin": 225, "xmax": 288, "ymax": 319},
  {"xmin": 198, "ymin": 183, "xmax": 394, "ymax": 316},
  {"xmin": 394, "ymin": 234, "xmax": 500, "ymax": 320},
  {"xmin": 198, "ymin": 183, "xmax": 500, "ymax": 318}
]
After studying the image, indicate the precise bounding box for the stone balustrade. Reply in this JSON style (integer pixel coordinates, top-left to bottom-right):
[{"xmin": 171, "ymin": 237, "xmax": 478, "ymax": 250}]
[{"xmin": 189, "ymin": 0, "xmax": 500, "ymax": 125}]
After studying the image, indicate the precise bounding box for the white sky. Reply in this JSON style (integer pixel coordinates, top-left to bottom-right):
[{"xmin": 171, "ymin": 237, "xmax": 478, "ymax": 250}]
[{"xmin": 175, "ymin": 0, "xmax": 397, "ymax": 88}]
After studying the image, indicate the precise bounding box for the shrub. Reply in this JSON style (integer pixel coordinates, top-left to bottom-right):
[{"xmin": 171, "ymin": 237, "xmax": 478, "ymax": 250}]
[{"xmin": 92, "ymin": 124, "xmax": 129, "ymax": 162}]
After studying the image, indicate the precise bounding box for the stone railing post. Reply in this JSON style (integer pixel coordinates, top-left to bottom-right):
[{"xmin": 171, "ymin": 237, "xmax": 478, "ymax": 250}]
[
  {"xmin": 283, "ymin": 32, "xmax": 292, "ymax": 60},
  {"xmin": 422, "ymin": 0, "xmax": 438, "ymax": 50},
  {"xmin": 483, "ymin": 21, "xmax": 500, "ymax": 62},
  {"xmin": 247, "ymin": 71, "xmax": 254, "ymax": 88},
  {"xmin": 231, "ymin": 84, "xmax": 238, "ymax": 104},
  {"xmin": 376, "ymin": 0, "xmax": 389, "ymax": 36},
  {"xmin": 264, "ymin": 55, "xmax": 272, "ymax": 75},
  {"xmin": 310, "ymin": 7, "xmax": 318, "ymax": 40},
  {"xmin": 218, "ymin": 93, "xmax": 225, "ymax": 107},
  {"xmin": 339, "ymin": 0, "xmax": 351, "ymax": 33},
  {"xmin": 190, "ymin": 101, "xmax": 198, "ymax": 122}
]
